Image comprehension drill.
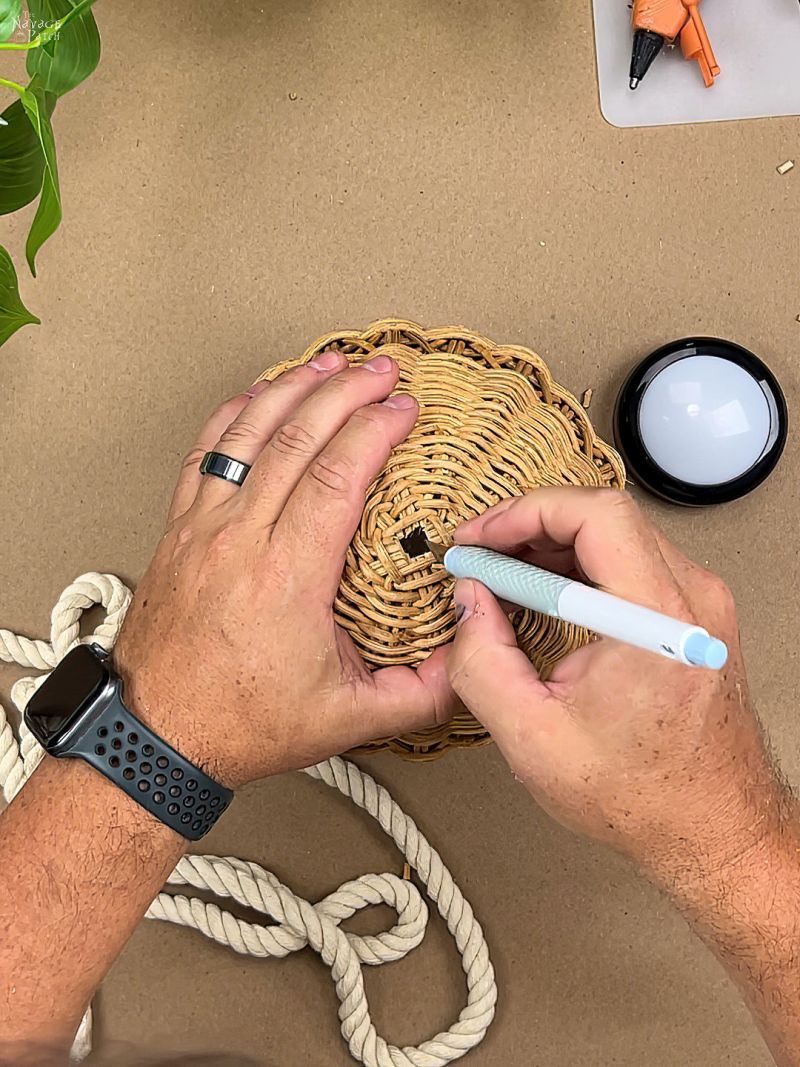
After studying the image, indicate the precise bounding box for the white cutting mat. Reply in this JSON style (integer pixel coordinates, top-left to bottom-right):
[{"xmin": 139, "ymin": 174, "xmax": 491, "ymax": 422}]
[{"xmin": 593, "ymin": 0, "xmax": 800, "ymax": 128}]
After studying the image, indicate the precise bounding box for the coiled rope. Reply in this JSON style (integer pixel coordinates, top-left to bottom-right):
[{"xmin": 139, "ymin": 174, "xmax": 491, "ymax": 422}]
[{"xmin": 0, "ymin": 573, "xmax": 497, "ymax": 1065}]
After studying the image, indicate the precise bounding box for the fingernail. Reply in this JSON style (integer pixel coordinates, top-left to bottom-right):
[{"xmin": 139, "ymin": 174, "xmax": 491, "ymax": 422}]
[
  {"xmin": 454, "ymin": 582, "xmax": 476, "ymax": 625},
  {"xmin": 245, "ymin": 380, "xmax": 270, "ymax": 398},
  {"xmin": 362, "ymin": 354, "xmax": 394, "ymax": 373},
  {"xmin": 383, "ymin": 393, "xmax": 416, "ymax": 410},
  {"xmin": 308, "ymin": 349, "xmax": 343, "ymax": 371}
]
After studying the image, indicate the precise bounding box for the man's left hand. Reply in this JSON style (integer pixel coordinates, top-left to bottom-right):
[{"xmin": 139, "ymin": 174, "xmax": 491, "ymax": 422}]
[{"xmin": 114, "ymin": 352, "xmax": 454, "ymax": 787}]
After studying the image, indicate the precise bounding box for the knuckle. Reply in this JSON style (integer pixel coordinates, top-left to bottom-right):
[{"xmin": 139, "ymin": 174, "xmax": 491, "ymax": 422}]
[
  {"xmin": 214, "ymin": 395, "xmax": 247, "ymax": 424},
  {"xmin": 302, "ymin": 371, "xmax": 349, "ymax": 402},
  {"xmin": 174, "ymin": 521, "xmax": 195, "ymax": 551},
  {"xmin": 271, "ymin": 421, "xmax": 317, "ymax": 459},
  {"xmin": 286, "ymin": 362, "xmax": 312, "ymax": 381},
  {"xmin": 204, "ymin": 523, "xmax": 239, "ymax": 564},
  {"xmin": 308, "ymin": 455, "xmax": 355, "ymax": 496},
  {"xmin": 319, "ymin": 366, "xmax": 350, "ymax": 387},
  {"xmin": 350, "ymin": 406, "xmax": 388, "ymax": 433},
  {"xmin": 705, "ymin": 573, "xmax": 736, "ymax": 616},
  {"xmin": 275, "ymin": 363, "xmax": 317, "ymax": 388},
  {"xmin": 604, "ymin": 488, "xmax": 637, "ymax": 515},
  {"xmin": 448, "ymin": 643, "xmax": 492, "ymax": 700},
  {"xmin": 269, "ymin": 362, "xmax": 301, "ymax": 384},
  {"xmin": 181, "ymin": 446, "xmax": 207, "ymax": 474},
  {"xmin": 219, "ymin": 419, "xmax": 260, "ymax": 449},
  {"xmin": 317, "ymin": 370, "xmax": 353, "ymax": 399}
]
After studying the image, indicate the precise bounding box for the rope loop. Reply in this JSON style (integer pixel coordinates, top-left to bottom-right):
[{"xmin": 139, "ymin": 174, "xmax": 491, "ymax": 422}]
[{"xmin": 0, "ymin": 575, "xmax": 497, "ymax": 1065}]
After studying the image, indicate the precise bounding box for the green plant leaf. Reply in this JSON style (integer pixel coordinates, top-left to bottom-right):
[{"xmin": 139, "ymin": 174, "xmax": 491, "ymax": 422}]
[
  {"xmin": 0, "ymin": 245, "xmax": 39, "ymax": 345},
  {"xmin": 19, "ymin": 81, "xmax": 61, "ymax": 276},
  {"xmin": 0, "ymin": 0, "xmax": 22, "ymax": 42},
  {"xmin": 0, "ymin": 92, "xmax": 56, "ymax": 216},
  {"xmin": 26, "ymin": 0, "xmax": 100, "ymax": 96}
]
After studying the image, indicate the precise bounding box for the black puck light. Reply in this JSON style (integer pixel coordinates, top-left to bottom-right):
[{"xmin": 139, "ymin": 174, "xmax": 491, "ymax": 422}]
[{"xmin": 614, "ymin": 338, "xmax": 787, "ymax": 506}]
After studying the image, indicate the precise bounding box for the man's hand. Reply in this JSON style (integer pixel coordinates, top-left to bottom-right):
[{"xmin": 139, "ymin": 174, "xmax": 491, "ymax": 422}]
[
  {"xmin": 114, "ymin": 351, "xmax": 453, "ymax": 787},
  {"xmin": 446, "ymin": 487, "xmax": 773, "ymax": 874},
  {"xmin": 446, "ymin": 487, "xmax": 800, "ymax": 1066},
  {"xmin": 0, "ymin": 354, "xmax": 455, "ymax": 1059}
]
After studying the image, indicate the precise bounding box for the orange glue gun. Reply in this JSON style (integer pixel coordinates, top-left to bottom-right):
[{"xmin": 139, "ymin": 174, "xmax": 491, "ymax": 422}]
[{"xmin": 629, "ymin": 0, "xmax": 720, "ymax": 91}]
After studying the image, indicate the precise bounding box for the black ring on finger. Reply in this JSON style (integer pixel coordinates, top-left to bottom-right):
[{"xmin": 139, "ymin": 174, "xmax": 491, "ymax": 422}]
[{"xmin": 199, "ymin": 451, "xmax": 251, "ymax": 487}]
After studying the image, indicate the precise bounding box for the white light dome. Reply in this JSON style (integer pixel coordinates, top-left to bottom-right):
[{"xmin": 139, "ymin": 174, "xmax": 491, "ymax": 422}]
[
  {"xmin": 614, "ymin": 339, "xmax": 787, "ymax": 506},
  {"xmin": 638, "ymin": 355, "xmax": 771, "ymax": 486}
]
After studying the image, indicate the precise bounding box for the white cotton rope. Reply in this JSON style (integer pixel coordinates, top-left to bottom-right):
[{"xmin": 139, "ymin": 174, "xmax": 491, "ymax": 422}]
[{"xmin": 0, "ymin": 573, "xmax": 497, "ymax": 1066}]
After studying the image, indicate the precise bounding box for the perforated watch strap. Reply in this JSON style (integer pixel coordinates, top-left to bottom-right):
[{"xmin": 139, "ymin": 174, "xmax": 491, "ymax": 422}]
[{"xmin": 77, "ymin": 686, "xmax": 232, "ymax": 840}]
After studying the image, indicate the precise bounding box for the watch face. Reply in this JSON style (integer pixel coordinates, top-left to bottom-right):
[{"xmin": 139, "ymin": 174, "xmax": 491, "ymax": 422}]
[{"xmin": 26, "ymin": 644, "xmax": 108, "ymax": 746}]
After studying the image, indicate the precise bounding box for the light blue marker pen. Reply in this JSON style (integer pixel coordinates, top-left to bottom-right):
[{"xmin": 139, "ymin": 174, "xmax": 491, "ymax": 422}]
[{"xmin": 428, "ymin": 542, "xmax": 728, "ymax": 670}]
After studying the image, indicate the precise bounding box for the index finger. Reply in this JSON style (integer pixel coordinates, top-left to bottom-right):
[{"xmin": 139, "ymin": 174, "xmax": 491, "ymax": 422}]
[
  {"xmin": 272, "ymin": 394, "xmax": 419, "ymax": 601},
  {"xmin": 455, "ymin": 487, "xmax": 687, "ymax": 614}
]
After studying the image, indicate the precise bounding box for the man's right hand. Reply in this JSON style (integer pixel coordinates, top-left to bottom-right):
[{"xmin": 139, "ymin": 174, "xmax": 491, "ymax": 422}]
[
  {"xmin": 446, "ymin": 486, "xmax": 800, "ymax": 1066},
  {"xmin": 446, "ymin": 488, "xmax": 782, "ymax": 884}
]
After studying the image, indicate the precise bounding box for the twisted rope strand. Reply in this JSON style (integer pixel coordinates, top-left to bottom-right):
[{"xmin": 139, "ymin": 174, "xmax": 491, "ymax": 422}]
[{"xmin": 0, "ymin": 573, "xmax": 497, "ymax": 1065}]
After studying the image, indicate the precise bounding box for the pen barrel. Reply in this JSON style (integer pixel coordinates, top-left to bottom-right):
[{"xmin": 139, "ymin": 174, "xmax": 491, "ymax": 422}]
[
  {"xmin": 444, "ymin": 546, "xmax": 571, "ymax": 615},
  {"xmin": 555, "ymin": 583, "xmax": 706, "ymax": 663},
  {"xmin": 443, "ymin": 545, "xmax": 709, "ymax": 665}
]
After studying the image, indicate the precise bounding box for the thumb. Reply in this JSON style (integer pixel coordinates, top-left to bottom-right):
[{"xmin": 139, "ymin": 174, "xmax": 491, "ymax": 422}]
[
  {"xmin": 448, "ymin": 579, "xmax": 548, "ymax": 729},
  {"xmin": 356, "ymin": 646, "xmax": 458, "ymax": 741}
]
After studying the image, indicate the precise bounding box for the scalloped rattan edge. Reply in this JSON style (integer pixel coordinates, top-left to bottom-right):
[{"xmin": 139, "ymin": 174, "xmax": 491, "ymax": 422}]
[{"xmin": 259, "ymin": 320, "xmax": 625, "ymax": 761}]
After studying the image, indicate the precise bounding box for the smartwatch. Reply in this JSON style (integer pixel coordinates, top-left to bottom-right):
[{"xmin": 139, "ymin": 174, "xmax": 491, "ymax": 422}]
[{"xmin": 24, "ymin": 643, "xmax": 232, "ymax": 840}]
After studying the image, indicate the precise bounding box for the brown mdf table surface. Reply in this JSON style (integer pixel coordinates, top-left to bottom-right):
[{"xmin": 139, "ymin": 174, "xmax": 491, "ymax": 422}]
[{"xmin": 1, "ymin": 0, "xmax": 798, "ymax": 1064}]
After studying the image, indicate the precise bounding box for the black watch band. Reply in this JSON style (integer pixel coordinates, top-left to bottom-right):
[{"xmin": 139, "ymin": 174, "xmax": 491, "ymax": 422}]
[
  {"xmin": 79, "ymin": 687, "xmax": 233, "ymax": 840},
  {"xmin": 24, "ymin": 644, "xmax": 233, "ymax": 841}
]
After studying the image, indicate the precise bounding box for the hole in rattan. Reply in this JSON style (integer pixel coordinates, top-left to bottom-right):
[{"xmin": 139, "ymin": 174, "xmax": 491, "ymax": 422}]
[{"xmin": 399, "ymin": 527, "xmax": 429, "ymax": 558}]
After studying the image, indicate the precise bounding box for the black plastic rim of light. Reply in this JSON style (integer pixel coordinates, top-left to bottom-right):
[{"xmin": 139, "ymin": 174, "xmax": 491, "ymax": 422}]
[{"xmin": 613, "ymin": 337, "xmax": 788, "ymax": 507}]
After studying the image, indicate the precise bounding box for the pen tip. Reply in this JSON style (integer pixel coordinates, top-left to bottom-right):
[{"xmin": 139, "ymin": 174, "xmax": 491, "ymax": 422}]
[{"xmin": 629, "ymin": 76, "xmax": 640, "ymax": 91}]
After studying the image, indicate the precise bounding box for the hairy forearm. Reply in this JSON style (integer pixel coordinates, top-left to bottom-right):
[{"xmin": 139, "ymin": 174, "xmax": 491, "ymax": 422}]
[
  {"xmin": 657, "ymin": 789, "xmax": 800, "ymax": 1066},
  {"xmin": 0, "ymin": 756, "xmax": 183, "ymax": 1058}
]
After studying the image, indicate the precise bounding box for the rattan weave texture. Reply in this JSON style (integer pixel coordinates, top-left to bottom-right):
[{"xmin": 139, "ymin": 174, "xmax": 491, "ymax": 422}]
[{"xmin": 260, "ymin": 320, "xmax": 625, "ymax": 759}]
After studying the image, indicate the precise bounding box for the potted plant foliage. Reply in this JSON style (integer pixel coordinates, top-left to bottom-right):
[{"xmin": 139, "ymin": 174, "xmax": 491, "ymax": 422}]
[{"xmin": 0, "ymin": 0, "xmax": 100, "ymax": 345}]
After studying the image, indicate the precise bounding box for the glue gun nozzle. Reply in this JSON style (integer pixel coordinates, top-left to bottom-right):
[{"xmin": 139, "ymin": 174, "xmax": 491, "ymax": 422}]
[
  {"xmin": 629, "ymin": 76, "xmax": 640, "ymax": 90},
  {"xmin": 426, "ymin": 540, "xmax": 448, "ymax": 564}
]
